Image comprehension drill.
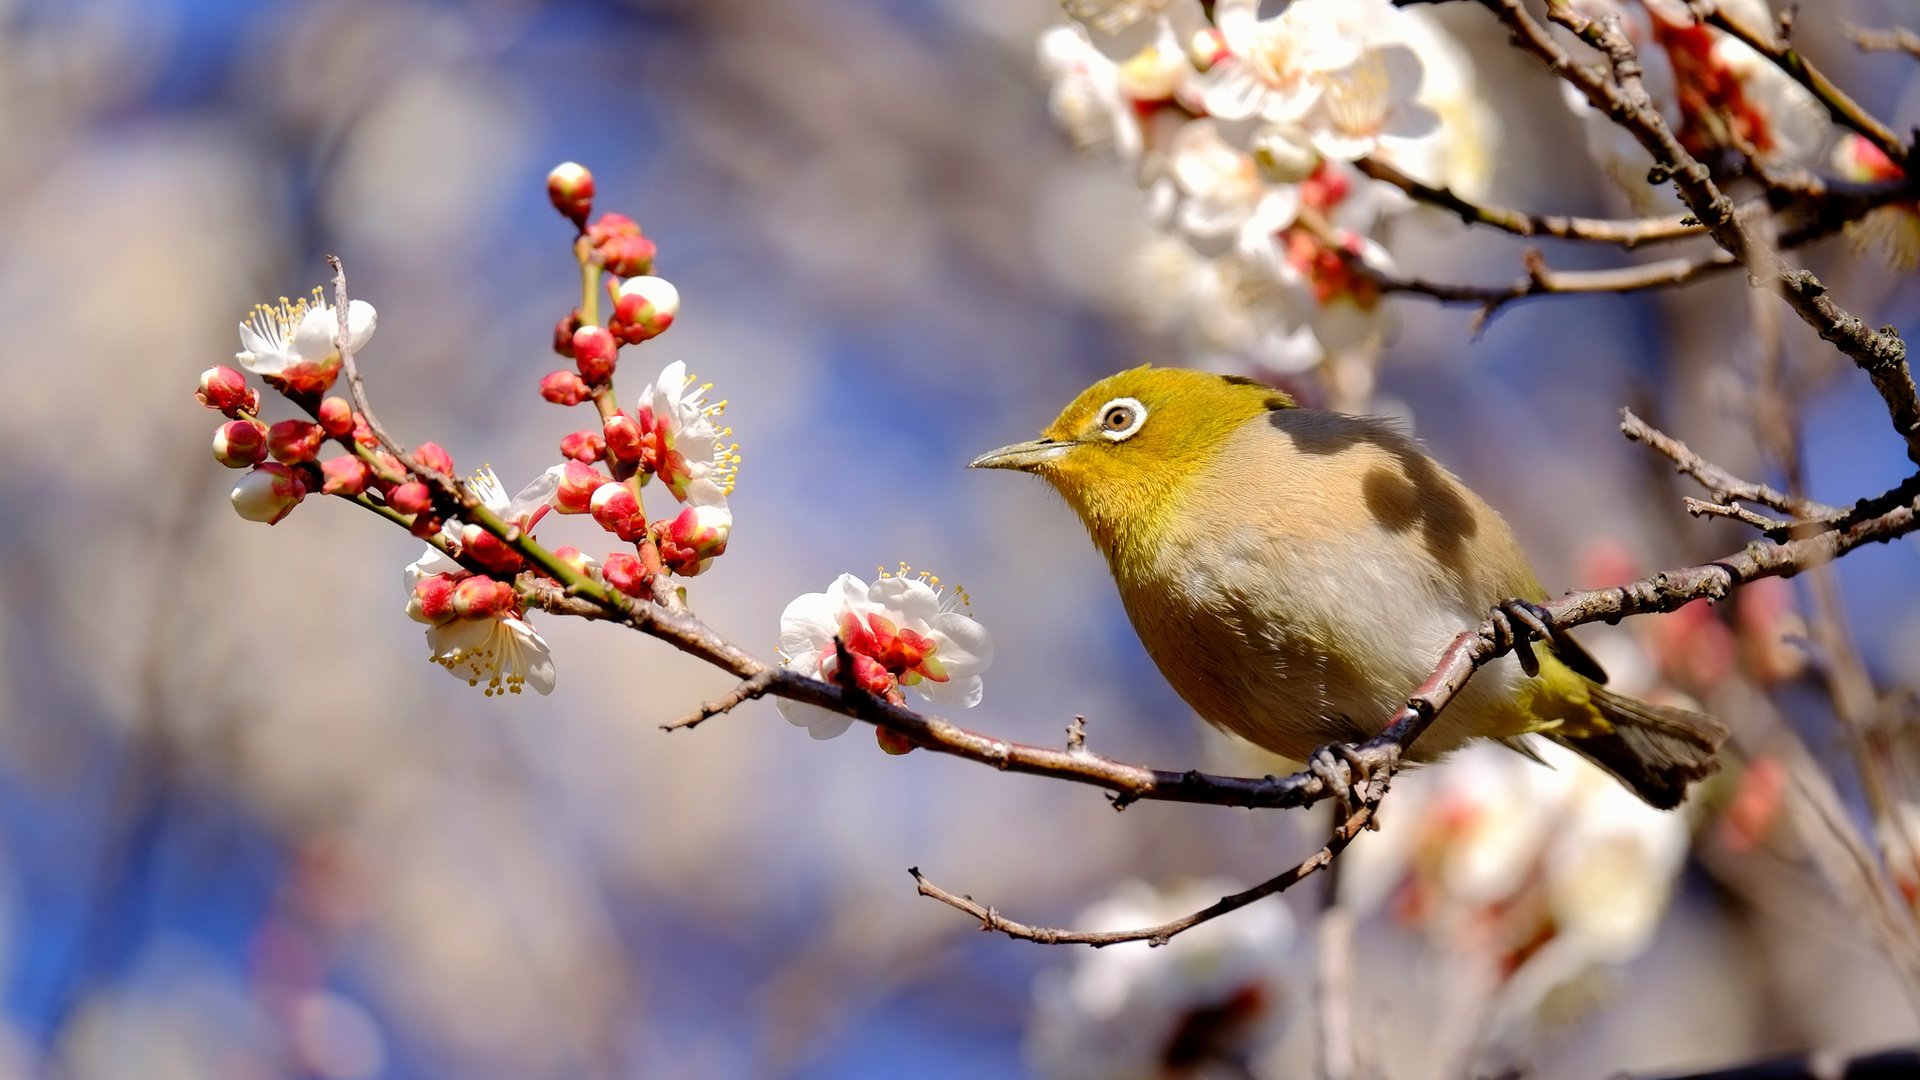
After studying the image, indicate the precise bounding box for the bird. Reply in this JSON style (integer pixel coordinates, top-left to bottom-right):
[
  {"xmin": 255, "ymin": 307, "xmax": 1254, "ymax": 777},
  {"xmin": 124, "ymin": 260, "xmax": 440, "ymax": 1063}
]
[{"xmin": 969, "ymin": 366, "xmax": 1727, "ymax": 809}]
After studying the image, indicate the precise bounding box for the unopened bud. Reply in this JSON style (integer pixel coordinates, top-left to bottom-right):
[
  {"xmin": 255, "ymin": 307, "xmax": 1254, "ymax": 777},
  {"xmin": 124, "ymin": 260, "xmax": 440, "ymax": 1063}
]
[
  {"xmin": 197, "ymin": 365, "xmax": 252, "ymax": 415},
  {"xmin": 603, "ymin": 412, "xmax": 643, "ymax": 463},
  {"xmin": 268, "ymin": 419, "xmax": 325, "ymax": 464},
  {"xmin": 550, "ymin": 545, "xmax": 600, "ymax": 578},
  {"xmin": 459, "ymin": 522, "xmax": 525, "ymax": 574},
  {"xmin": 654, "ymin": 500, "xmax": 731, "ymax": 576},
  {"xmin": 572, "ymin": 325, "xmax": 619, "ymax": 383},
  {"xmin": 601, "ymin": 552, "xmax": 651, "ymax": 598},
  {"xmin": 608, "ymin": 276, "xmax": 679, "ymax": 343},
  {"xmin": 541, "ymin": 370, "xmax": 592, "ymax": 406},
  {"xmin": 317, "ymin": 396, "xmax": 355, "ymax": 438},
  {"xmin": 408, "ymin": 512, "xmax": 444, "ymax": 539},
  {"xmin": 408, "ymin": 572, "xmax": 461, "ymax": 624},
  {"xmin": 597, "ymin": 233, "xmax": 657, "ymax": 278},
  {"xmin": 451, "ymin": 575, "xmax": 515, "ymax": 619},
  {"xmin": 560, "ymin": 429, "xmax": 605, "ymax": 463},
  {"xmin": 389, "ymin": 480, "xmax": 432, "ymax": 516},
  {"xmin": 555, "ymin": 459, "xmax": 609, "ymax": 515},
  {"xmin": 1251, "ymin": 124, "xmax": 1319, "ymax": 184},
  {"xmin": 589, "ymin": 479, "xmax": 646, "ymax": 541},
  {"xmin": 551, "ymin": 311, "xmax": 585, "ymax": 359},
  {"xmin": 231, "ymin": 463, "xmax": 307, "ymax": 524},
  {"xmin": 353, "ymin": 415, "xmax": 379, "ymax": 449},
  {"xmin": 213, "ymin": 419, "xmax": 268, "ymax": 468},
  {"xmin": 547, "ymin": 161, "xmax": 595, "ymax": 226},
  {"xmin": 875, "ymin": 728, "xmax": 917, "ymax": 756},
  {"xmin": 320, "ymin": 454, "xmax": 371, "ymax": 496},
  {"xmin": 414, "ymin": 441, "xmax": 454, "ymax": 477},
  {"xmin": 586, "ymin": 212, "xmax": 642, "ymax": 246}
]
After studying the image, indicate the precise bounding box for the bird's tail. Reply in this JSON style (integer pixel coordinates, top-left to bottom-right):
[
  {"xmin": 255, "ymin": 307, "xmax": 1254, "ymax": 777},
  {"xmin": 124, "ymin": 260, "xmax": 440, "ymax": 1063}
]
[{"xmin": 1542, "ymin": 684, "xmax": 1729, "ymax": 810}]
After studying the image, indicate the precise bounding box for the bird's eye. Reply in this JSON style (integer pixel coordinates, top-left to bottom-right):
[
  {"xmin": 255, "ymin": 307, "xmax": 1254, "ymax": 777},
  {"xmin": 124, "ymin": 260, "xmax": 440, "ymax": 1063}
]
[{"xmin": 1097, "ymin": 397, "xmax": 1147, "ymax": 442}]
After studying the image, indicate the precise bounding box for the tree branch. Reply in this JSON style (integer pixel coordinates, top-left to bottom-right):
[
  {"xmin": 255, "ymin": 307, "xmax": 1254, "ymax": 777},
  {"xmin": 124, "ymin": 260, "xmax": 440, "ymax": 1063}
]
[
  {"xmin": 1358, "ymin": 154, "xmax": 1704, "ymax": 246},
  {"xmin": 1848, "ymin": 25, "xmax": 1920, "ymax": 61}
]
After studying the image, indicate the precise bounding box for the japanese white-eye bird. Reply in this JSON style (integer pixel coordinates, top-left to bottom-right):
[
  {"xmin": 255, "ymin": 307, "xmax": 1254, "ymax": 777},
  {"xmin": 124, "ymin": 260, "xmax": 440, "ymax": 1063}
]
[{"xmin": 970, "ymin": 367, "xmax": 1727, "ymax": 809}]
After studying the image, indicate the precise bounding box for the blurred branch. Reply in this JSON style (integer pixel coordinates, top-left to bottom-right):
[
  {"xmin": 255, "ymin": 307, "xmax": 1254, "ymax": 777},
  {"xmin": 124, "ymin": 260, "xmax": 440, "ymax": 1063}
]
[
  {"xmin": 1479, "ymin": 0, "xmax": 1920, "ymax": 466},
  {"xmin": 1317, "ymin": 904, "xmax": 1360, "ymax": 1080},
  {"xmin": 1622, "ymin": 1047, "xmax": 1920, "ymax": 1079},
  {"xmin": 1848, "ymin": 25, "xmax": 1920, "ymax": 60},
  {"xmin": 1693, "ymin": 1, "xmax": 1909, "ymax": 166}
]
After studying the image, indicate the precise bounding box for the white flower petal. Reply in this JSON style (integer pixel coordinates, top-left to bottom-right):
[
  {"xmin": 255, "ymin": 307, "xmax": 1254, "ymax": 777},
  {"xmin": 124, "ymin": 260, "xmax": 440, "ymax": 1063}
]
[
  {"xmin": 929, "ymin": 611, "xmax": 994, "ymax": 677},
  {"xmin": 917, "ymin": 673, "xmax": 984, "ymax": 709},
  {"xmin": 869, "ymin": 576, "xmax": 941, "ymax": 627},
  {"xmin": 780, "ymin": 595, "xmax": 840, "ymax": 656},
  {"xmin": 343, "ymin": 299, "xmax": 377, "ymax": 352}
]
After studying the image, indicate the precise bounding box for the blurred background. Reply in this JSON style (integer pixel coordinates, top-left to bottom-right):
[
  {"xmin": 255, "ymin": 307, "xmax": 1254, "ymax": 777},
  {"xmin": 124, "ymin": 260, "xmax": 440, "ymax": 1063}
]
[{"xmin": 4, "ymin": 0, "xmax": 1920, "ymax": 1076}]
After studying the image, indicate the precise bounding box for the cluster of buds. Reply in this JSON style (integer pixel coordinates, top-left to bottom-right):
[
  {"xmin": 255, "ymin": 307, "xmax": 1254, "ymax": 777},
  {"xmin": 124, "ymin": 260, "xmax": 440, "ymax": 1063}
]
[
  {"xmin": 538, "ymin": 162, "xmax": 733, "ymax": 599},
  {"xmin": 193, "ymin": 161, "xmax": 743, "ymax": 698}
]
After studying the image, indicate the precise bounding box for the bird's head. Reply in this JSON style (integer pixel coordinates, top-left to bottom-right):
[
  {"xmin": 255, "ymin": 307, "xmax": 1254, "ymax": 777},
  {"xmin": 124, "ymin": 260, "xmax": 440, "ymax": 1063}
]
[{"xmin": 969, "ymin": 366, "xmax": 1292, "ymax": 554}]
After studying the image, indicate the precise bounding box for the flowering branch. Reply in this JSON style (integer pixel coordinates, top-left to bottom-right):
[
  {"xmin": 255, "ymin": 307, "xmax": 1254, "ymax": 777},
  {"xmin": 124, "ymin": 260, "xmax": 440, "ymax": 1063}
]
[{"xmin": 1693, "ymin": 1, "xmax": 1909, "ymax": 167}]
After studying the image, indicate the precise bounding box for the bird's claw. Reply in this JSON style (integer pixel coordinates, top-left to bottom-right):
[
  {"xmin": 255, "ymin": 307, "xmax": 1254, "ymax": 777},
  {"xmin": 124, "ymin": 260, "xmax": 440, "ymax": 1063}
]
[
  {"xmin": 1489, "ymin": 597, "xmax": 1555, "ymax": 678},
  {"xmin": 1307, "ymin": 739, "xmax": 1399, "ymax": 826}
]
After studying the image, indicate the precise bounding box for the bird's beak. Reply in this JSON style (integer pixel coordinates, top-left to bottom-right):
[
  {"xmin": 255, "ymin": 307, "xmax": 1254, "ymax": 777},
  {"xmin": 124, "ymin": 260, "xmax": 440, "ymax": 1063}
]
[{"xmin": 967, "ymin": 438, "xmax": 1071, "ymax": 473}]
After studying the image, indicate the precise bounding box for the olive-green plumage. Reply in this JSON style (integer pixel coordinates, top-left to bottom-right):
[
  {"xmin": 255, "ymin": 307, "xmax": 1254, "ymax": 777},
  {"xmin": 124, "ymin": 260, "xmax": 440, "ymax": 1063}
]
[{"xmin": 972, "ymin": 366, "xmax": 1726, "ymax": 809}]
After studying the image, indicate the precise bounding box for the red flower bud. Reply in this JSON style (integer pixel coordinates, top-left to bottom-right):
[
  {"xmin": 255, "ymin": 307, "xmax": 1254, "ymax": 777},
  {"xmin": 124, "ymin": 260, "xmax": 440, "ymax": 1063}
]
[
  {"xmin": 451, "ymin": 575, "xmax": 514, "ymax": 619},
  {"xmin": 231, "ymin": 463, "xmax": 307, "ymax": 524},
  {"xmin": 353, "ymin": 415, "xmax": 379, "ymax": 449},
  {"xmin": 408, "ymin": 512, "xmax": 444, "ymax": 539},
  {"xmin": 608, "ymin": 276, "xmax": 679, "ymax": 344},
  {"xmin": 389, "ymin": 481, "xmax": 432, "ymax": 516},
  {"xmin": 586, "ymin": 212, "xmax": 642, "ymax": 246},
  {"xmin": 603, "ymin": 412, "xmax": 643, "ymax": 464},
  {"xmin": 213, "ymin": 419, "xmax": 268, "ymax": 468},
  {"xmin": 601, "ymin": 552, "xmax": 652, "ymax": 598},
  {"xmin": 408, "ymin": 573, "xmax": 461, "ymax": 625},
  {"xmin": 541, "ymin": 370, "xmax": 591, "ymax": 406},
  {"xmin": 414, "ymin": 441, "xmax": 454, "ymax": 477},
  {"xmin": 654, "ymin": 500, "xmax": 731, "ymax": 577},
  {"xmin": 268, "ymin": 419, "xmax": 325, "ymax": 464},
  {"xmin": 555, "ymin": 460, "xmax": 609, "ymax": 515},
  {"xmin": 317, "ymin": 396, "xmax": 355, "ymax": 438},
  {"xmin": 459, "ymin": 522, "xmax": 525, "ymax": 575},
  {"xmin": 553, "ymin": 309, "xmax": 584, "ymax": 358},
  {"xmin": 572, "ymin": 325, "xmax": 619, "ymax": 383},
  {"xmin": 597, "ymin": 233, "xmax": 657, "ymax": 278},
  {"xmin": 320, "ymin": 454, "xmax": 371, "ymax": 496},
  {"xmin": 546, "ymin": 162, "xmax": 595, "ymax": 226},
  {"xmin": 589, "ymin": 479, "xmax": 646, "ymax": 541},
  {"xmin": 560, "ymin": 429, "xmax": 606, "ymax": 463},
  {"xmin": 197, "ymin": 365, "xmax": 252, "ymax": 415}
]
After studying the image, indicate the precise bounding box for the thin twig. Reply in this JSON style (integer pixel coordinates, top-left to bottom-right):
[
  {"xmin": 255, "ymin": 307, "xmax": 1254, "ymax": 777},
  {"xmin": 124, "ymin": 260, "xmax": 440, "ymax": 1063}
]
[
  {"xmin": 1317, "ymin": 905, "xmax": 1359, "ymax": 1080},
  {"xmin": 1848, "ymin": 25, "xmax": 1920, "ymax": 61},
  {"xmin": 1621, "ymin": 408, "xmax": 1840, "ymax": 520},
  {"xmin": 664, "ymin": 670, "xmax": 777, "ymax": 731},
  {"xmin": 1694, "ymin": 2, "xmax": 1909, "ymax": 166},
  {"xmin": 907, "ymin": 803, "xmax": 1375, "ymax": 947},
  {"xmin": 1685, "ymin": 497, "xmax": 1792, "ymax": 533},
  {"xmin": 1358, "ymin": 155, "xmax": 1704, "ymax": 246}
]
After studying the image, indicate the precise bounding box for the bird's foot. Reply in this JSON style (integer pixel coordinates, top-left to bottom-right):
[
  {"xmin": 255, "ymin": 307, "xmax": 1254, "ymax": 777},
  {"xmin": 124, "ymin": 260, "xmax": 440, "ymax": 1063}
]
[
  {"xmin": 1488, "ymin": 597, "xmax": 1556, "ymax": 678},
  {"xmin": 1307, "ymin": 739, "xmax": 1400, "ymax": 825}
]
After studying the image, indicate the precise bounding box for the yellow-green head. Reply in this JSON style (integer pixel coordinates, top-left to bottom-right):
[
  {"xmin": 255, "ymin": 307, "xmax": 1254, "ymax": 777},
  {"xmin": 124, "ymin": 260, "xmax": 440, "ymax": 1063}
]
[{"xmin": 969, "ymin": 366, "xmax": 1292, "ymax": 557}]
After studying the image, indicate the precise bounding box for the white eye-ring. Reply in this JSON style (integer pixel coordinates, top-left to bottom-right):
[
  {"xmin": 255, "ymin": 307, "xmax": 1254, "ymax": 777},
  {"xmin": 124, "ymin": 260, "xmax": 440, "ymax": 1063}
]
[{"xmin": 1097, "ymin": 397, "xmax": 1147, "ymax": 442}]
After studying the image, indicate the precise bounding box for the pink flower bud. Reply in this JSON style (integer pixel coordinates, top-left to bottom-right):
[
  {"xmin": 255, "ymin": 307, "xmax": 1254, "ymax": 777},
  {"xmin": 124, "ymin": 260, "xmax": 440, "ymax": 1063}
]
[
  {"xmin": 317, "ymin": 396, "xmax": 355, "ymax": 438},
  {"xmin": 555, "ymin": 460, "xmax": 609, "ymax": 515},
  {"xmin": 546, "ymin": 161, "xmax": 595, "ymax": 226},
  {"xmin": 408, "ymin": 572, "xmax": 461, "ymax": 625},
  {"xmin": 586, "ymin": 213, "xmax": 642, "ymax": 246},
  {"xmin": 541, "ymin": 370, "xmax": 591, "ymax": 406},
  {"xmin": 213, "ymin": 419, "xmax": 268, "ymax": 468},
  {"xmin": 459, "ymin": 522, "xmax": 525, "ymax": 575},
  {"xmin": 414, "ymin": 442, "xmax": 454, "ymax": 478},
  {"xmin": 553, "ymin": 309, "xmax": 584, "ymax": 357},
  {"xmin": 597, "ymin": 233, "xmax": 657, "ymax": 278},
  {"xmin": 608, "ymin": 276, "xmax": 679, "ymax": 344},
  {"xmin": 320, "ymin": 454, "xmax": 371, "ymax": 496},
  {"xmin": 603, "ymin": 412, "xmax": 643, "ymax": 464},
  {"xmin": 197, "ymin": 365, "xmax": 252, "ymax": 415},
  {"xmin": 572, "ymin": 325, "xmax": 619, "ymax": 383},
  {"xmin": 451, "ymin": 575, "xmax": 514, "ymax": 619},
  {"xmin": 353, "ymin": 415, "xmax": 380, "ymax": 449},
  {"xmin": 408, "ymin": 512, "xmax": 444, "ymax": 539},
  {"xmin": 560, "ymin": 429, "xmax": 605, "ymax": 463},
  {"xmin": 389, "ymin": 481, "xmax": 432, "ymax": 516},
  {"xmin": 654, "ymin": 501, "xmax": 731, "ymax": 576},
  {"xmin": 550, "ymin": 545, "xmax": 600, "ymax": 578},
  {"xmin": 601, "ymin": 552, "xmax": 651, "ymax": 598},
  {"xmin": 371, "ymin": 451, "xmax": 405, "ymax": 481},
  {"xmin": 231, "ymin": 463, "xmax": 307, "ymax": 524},
  {"xmin": 589, "ymin": 479, "xmax": 646, "ymax": 541},
  {"xmin": 268, "ymin": 419, "xmax": 325, "ymax": 464}
]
